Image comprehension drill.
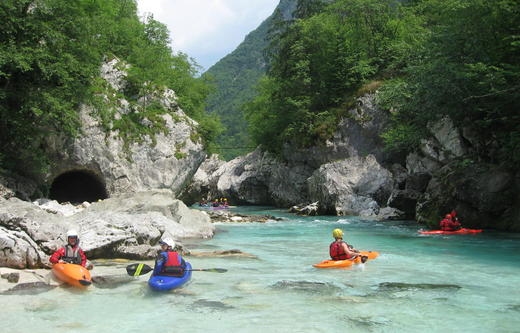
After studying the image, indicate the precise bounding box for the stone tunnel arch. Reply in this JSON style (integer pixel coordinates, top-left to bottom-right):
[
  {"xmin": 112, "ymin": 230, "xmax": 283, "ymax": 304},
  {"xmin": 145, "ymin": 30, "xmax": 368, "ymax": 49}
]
[{"xmin": 49, "ymin": 170, "xmax": 108, "ymax": 204}]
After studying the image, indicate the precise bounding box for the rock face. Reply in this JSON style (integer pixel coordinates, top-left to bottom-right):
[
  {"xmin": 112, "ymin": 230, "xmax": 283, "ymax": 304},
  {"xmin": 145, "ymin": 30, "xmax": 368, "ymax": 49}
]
[
  {"xmin": 180, "ymin": 155, "xmax": 226, "ymax": 204},
  {"xmin": 0, "ymin": 190, "xmax": 214, "ymax": 268},
  {"xmin": 182, "ymin": 93, "xmax": 395, "ymax": 212},
  {"xmin": 2, "ymin": 58, "xmax": 207, "ymax": 202},
  {"xmin": 185, "ymin": 93, "xmax": 518, "ymax": 231},
  {"xmin": 308, "ymin": 155, "xmax": 393, "ymax": 216},
  {"xmin": 416, "ymin": 163, "xmax": 519, "ymax": 231},
  {"xmin": 181, "ymin": 148, "xmax": 314, "ymax": 206}
]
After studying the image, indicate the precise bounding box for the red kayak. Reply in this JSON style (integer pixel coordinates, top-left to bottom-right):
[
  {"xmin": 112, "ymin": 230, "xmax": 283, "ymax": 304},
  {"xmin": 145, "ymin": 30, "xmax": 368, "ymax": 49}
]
[{"xmin": 418, "ymin": 228, "xmax": 482, "ymax": 235}]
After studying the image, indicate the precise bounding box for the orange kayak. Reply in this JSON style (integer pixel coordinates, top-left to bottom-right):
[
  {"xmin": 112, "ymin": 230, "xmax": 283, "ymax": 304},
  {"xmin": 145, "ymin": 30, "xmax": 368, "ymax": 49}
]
[
  {"xmin": 52, "ymin": 263, "xmax": 92, "ymax": 288},
  {"xmin": 313, "ymin": 251, "xmax": 379, "ymax": 269}
]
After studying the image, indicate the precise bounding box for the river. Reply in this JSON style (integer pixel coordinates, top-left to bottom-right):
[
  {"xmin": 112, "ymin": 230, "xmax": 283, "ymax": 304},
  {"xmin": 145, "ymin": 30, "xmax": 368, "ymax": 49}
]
[{"xmin": 1, "ymin": 206, "xmax": 519, "ymax": 333}]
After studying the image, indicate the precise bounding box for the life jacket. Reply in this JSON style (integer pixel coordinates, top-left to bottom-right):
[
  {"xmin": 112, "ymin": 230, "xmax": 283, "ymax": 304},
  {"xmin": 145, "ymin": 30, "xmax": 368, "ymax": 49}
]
[
  {"xmin": 62, "ymin": 244, "xmax": 82, "ymax": 265},
  {"xmin": 162, "ymin": 251, "xmax": 185, "ymax": 276},
  {"xmin": 329, "ymin": 241, "xmax": 352, "ymax": 260},
  {"xmin": 440, "ymin": 218, "xmax": 460, "ymax": 231}
]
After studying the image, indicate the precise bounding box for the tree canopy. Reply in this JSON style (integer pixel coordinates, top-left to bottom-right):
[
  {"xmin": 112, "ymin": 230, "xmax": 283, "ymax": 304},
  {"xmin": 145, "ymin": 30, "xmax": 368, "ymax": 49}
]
[
  {"xmin": 244, "ymin": 0, "xmax": 520, "ymax": 164},
  {"xmin": 0, "ymin": 0, "xmax": 219, "ymax": 176}
]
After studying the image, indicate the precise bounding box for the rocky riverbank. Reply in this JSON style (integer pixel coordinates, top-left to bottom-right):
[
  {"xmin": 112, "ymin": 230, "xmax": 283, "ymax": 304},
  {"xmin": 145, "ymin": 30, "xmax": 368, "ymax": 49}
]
[
  {"xmin": 205, "ymin": 210, "xmax": 285, "ymax": 223},
  {"xmin": 181, "ymin": 94, "xmax": 519, "ymax": 231},
  {"xmin": 0, "ymin": 190, "xmax": 214, "ymax": 269}
]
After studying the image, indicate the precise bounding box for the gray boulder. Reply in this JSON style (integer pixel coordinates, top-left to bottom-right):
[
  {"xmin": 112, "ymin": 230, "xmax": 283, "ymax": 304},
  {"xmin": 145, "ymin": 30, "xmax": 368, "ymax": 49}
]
[
  {"xmin": 0, "ymin": 190, "xmax": 214, "ymax": 268},
  {"xmin": 307, "ymin": 155, "xmax": 393, "ymax": 216}
]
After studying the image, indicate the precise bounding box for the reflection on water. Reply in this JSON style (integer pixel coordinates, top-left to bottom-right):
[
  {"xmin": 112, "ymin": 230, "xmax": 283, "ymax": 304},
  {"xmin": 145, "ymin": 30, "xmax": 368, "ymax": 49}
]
[{"xmin": 1, "ymin": 207, "xmax": 520, "ymax": 333}]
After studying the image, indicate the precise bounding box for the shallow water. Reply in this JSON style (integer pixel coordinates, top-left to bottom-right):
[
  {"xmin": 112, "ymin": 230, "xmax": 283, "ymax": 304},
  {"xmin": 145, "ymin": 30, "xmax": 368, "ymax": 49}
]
[{"xmin": 2, "ymin": 207, "xmax": 520, "ymax": 333}]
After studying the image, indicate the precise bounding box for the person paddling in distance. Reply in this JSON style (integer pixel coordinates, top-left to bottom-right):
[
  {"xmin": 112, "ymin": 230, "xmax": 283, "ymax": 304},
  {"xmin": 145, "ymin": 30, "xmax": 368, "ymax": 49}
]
[
  {"xmin": 49, "ymin": 230, "xmax": 92, "ymax": 269},
  {"xmin": 439, "ymin": 213, "xmax": 461, "ymax": 231},
  {"xmin": 330, "ymin": 228, "xmax": 368, "ymax": 263},
  {"xmin": 153, "ymin": 238, "xmax": 187, "ymax": 277}
]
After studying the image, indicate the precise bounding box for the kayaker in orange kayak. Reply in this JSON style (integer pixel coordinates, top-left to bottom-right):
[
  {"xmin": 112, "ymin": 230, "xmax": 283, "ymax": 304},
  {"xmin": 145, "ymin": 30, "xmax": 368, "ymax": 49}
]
[
  {"xmin": 49, "ymin": 229, "xmax": 88, "ymax": 268},
  {"xmin": 330, "ymin": 229, "xmax": 367, "ymax": 263}
]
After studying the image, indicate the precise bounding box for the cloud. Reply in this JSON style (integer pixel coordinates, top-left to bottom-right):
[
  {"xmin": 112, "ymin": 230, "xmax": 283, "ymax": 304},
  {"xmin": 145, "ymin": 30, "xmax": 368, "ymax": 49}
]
[{"xmin": 136, "ymin": 0, "xmax": 279, "ymax": 71}]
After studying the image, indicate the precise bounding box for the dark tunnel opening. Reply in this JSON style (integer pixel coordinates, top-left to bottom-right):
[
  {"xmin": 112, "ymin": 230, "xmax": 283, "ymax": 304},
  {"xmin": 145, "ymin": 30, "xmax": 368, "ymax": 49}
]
[{"xmin": 49, "ymin": 170, "xmax": 108, "ymax": 204}]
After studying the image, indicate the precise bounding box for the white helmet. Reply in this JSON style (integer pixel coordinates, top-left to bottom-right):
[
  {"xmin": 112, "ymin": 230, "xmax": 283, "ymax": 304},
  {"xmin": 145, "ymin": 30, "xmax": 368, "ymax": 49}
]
[
  {"xmin": 66, "ymin": 230, "xmax": 78, "ymax": 238},
  {"xmin": 159, "ymin": 238, "xmax": 175, "ymax": 248}
]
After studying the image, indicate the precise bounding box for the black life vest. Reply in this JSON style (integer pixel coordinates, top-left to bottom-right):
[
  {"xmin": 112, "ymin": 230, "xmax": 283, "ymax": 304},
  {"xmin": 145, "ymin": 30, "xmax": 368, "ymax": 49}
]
[
  {"xmin": 62, "ymin": 244, "xmax": 82, "ymax": 265},
  {"xmin": 329, "ymin": 241, "xmax": 352, "ymax": 260}
]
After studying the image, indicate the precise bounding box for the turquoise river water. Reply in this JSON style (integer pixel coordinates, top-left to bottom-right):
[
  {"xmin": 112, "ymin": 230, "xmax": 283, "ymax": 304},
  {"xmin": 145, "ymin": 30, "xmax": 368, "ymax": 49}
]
[{"xmin": 1, "ymin": 206, "xmax": 520, "ymax": 333}]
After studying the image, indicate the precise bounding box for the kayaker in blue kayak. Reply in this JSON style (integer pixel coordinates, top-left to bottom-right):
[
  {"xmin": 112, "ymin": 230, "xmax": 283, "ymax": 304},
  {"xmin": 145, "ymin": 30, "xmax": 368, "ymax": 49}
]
[{"xmin": 153, "ymin": 238, "xmax": 187, "ymax": 277}]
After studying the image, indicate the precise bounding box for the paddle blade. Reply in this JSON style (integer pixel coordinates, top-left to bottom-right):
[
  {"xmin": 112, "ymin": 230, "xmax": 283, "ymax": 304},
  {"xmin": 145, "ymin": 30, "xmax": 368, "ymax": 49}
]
[{"xmin": 126, "ymin": 263, "xmax": 153, "ymax": 276}]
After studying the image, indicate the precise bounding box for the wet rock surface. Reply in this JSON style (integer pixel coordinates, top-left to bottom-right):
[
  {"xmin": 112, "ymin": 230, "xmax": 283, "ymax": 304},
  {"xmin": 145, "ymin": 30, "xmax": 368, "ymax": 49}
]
[{"xmin": 205, "ymin": 210, "xmax": 284, "ymax": 223}]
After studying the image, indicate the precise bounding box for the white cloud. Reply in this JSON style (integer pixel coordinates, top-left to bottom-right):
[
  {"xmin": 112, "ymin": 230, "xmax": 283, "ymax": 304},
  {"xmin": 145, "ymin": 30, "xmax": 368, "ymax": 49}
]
[{"xmin": 136, "ymin": 0, "xmax": 279, "ymax": 71}]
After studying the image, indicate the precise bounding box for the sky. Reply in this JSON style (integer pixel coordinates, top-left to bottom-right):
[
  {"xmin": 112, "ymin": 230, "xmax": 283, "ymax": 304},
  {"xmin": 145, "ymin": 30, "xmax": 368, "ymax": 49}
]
[{"xmin": 136, "ymin": 0, "xmax": 279, "ymax": 72}]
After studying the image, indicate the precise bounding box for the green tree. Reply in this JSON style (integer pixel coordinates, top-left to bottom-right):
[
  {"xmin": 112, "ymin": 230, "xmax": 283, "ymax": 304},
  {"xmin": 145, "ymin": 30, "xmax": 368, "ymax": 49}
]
[{"xmin": 0, "ymin": 0, "xmax": 217, "ymax": 176}]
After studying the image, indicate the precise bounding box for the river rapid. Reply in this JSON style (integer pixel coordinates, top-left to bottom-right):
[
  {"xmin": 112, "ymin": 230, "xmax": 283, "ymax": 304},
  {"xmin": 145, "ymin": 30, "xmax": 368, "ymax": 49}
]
[{"xmin": 1, "ymin": 206, "xmax": 519, "ymax": 333}]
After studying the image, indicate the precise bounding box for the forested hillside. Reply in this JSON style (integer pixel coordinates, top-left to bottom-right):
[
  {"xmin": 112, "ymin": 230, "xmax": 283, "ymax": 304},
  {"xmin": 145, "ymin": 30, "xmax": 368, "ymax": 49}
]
[
  {"xmin": 0, "ymin": 0, "xmax": 219, "ymax": 176},
  {"xmin": 244, "ymin": 0, "xmax": 519, "ymax": 164},
  {"xmin": 203, "ymin": 0, "xmax": 297, "ymax": 160}
]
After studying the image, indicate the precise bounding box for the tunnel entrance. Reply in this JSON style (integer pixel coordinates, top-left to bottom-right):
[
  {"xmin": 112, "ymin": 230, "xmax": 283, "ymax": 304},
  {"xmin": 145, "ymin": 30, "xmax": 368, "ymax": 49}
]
[{"xmin": 49, "ymin": 170, "xmax": 108, "ymax": 204}]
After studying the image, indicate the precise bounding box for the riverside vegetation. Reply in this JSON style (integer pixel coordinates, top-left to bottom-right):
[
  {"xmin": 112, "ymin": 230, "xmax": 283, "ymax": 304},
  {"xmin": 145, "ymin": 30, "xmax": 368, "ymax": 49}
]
[
  {"xmin": 0, "ymin": 0, "xmax": 222, "ymax": 178},
  {"xmin": 238, "ymin": 0, "xmax": 519, "ymax": 165}
]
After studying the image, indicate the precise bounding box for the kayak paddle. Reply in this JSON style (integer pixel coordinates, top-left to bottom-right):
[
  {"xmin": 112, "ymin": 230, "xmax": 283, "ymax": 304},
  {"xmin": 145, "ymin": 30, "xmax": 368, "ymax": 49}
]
[
  {"xmin": 126, "ymin": 263, "xmax": 227, "ymax": 276},
  {"xmin": 187, "ymin": 268, "xmax": 227, "ymax": 273}
]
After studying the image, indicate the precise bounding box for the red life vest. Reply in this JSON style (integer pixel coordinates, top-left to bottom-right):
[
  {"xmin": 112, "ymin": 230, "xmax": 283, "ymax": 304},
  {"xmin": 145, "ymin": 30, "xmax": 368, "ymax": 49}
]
[
  {"xmin": 440, "ymin": 218, "xmax": 460, "ymax": 231},
  {"xmin": 329, "ymin": 241, "xmax": 352, "ymax": 260},
  {"xmin": 161, "ymin": 251, "xmax": 185, "ymax": 276},
  {"xmin": 164, "ymin": 251, "xmax": 181, "ymax": 267}
]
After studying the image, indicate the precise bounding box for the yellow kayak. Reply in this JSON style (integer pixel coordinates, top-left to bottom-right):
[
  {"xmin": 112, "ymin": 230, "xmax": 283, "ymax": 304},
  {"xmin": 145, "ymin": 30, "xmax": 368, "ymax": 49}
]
[{"xmin": 313, "ymin": 251, "xmax": 379, "ymax": 269}]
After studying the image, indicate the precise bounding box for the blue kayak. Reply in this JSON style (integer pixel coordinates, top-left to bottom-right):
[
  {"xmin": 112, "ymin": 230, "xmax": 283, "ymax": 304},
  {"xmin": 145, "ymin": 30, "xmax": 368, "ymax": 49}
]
[{"xmin": 148, "ymin": 262, "xmax": 192, "ymax": 291}]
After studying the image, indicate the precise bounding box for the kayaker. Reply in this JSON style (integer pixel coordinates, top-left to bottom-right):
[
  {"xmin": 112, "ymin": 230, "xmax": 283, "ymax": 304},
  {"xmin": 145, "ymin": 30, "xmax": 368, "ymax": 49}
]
[
  {"xmin": 329, "ymin": 229, "xmax": 367, "ymax": 263},
  {"xmin": 451, "ymin": 210, "xmax": 461, "ymax": 224},
  {"xmin": 153, "ymin": 238, "xmax": 187, "ymax": 277},
  {"xmin": 440, "ymin": 213, "xmax": 461, "ymax": 231},
  {"xmin": 49, "ymin": 229, "xmax": 88, "ymax": 267}
]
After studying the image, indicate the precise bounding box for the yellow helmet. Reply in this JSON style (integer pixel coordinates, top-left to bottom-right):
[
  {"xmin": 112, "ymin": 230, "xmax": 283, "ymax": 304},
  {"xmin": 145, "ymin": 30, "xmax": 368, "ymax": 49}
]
[{"xmin": 332, "ymin": 228, "xmax": 343, "ymax": 238}]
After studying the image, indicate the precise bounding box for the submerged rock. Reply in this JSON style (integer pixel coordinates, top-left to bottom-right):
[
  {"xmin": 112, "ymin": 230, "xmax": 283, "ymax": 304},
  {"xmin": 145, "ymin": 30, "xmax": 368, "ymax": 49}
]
[
  {"xmin": 191, "ymin": 299, "xmax": 235, "ymax": 311},
  {"xmin": 0, "ymin": 282, "xmax": 56, "ymax": 295},
  {"xmin": 1, "ymin": 272, "xmax": 20, "ymax": 283},
  {"xmin": 377, "ymin": 282, "xmax": 461, "ymax": 291},
  {"xmin": 91, "ymin": 274, "xmax": 137, "ymax": 289},
  {"xmin": 188, "ymin": 249, "xmax": 258, "ymax": 259},
  {"xmin": 344, "ymin": 315, "xmax": 391, "ymax": 329},
  {"xmin": 270, "ymin": 280, "xmax": 343, "ymax": 294}
]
